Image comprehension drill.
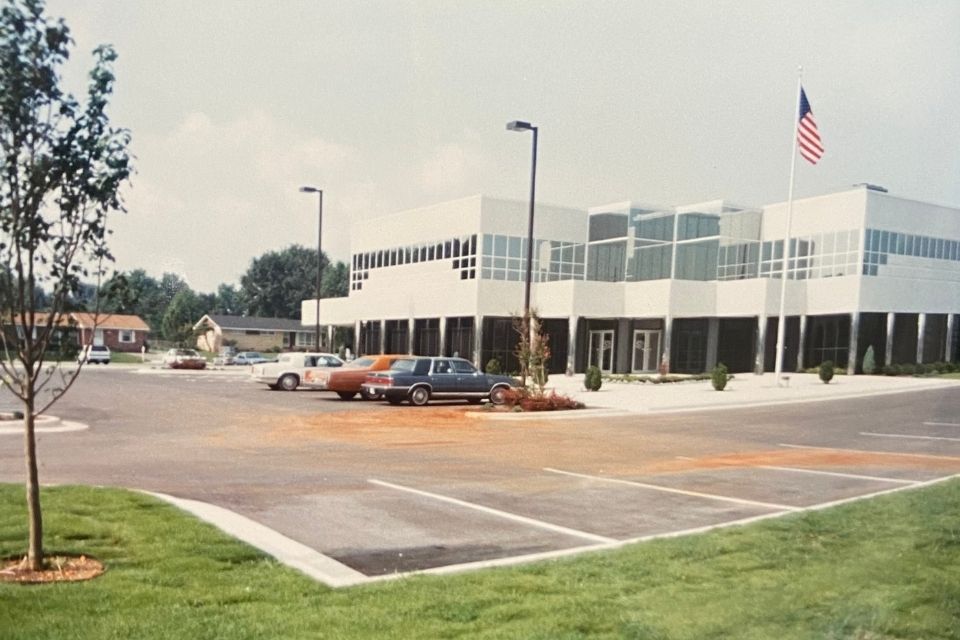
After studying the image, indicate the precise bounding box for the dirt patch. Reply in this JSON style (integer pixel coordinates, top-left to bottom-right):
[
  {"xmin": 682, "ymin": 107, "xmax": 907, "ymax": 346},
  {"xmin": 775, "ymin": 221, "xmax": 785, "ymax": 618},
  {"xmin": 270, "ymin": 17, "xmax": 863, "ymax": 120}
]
[
  {"xmin": 0, "ymin": 555, "xmax": 104, "ymax": 584},
  {"xmin": 647, "ymin": 449, "xmax": 960, "ymax": 474}
]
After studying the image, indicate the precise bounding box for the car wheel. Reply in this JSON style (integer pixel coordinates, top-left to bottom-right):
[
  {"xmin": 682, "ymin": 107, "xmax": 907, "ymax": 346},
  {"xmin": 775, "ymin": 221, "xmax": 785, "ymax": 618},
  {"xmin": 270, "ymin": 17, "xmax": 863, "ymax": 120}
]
[
  {"xmin": 360, "ymin": 387, "xmax": 382, "ymax": 401},
  {"xmin": 489, "ymin": 386, "xmax": 508, "ymax": 405},
  {"xmin": 409, "ymin": 386, "xmax": 430, "ymax": 406},
  {"xmin": 337, "ymin": 391, "xmax": 357, "ymax": 401},
  {"xmin": 279, "ymin": 374, "xmax": 299, "ymax": 391}
]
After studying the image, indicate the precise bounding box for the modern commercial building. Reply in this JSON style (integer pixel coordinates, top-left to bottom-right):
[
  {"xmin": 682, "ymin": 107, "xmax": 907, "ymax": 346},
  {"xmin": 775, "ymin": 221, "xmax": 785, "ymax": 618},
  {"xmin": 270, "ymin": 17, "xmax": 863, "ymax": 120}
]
[{"xmin": 304, "ymin": 186, "xmax": 960, "ymax": 375}]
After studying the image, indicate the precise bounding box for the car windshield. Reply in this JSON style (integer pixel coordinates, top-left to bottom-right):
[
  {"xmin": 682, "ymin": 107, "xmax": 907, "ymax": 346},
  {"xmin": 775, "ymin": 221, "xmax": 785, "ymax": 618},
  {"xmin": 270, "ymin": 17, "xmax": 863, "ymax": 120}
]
[
  {"xmin": 176, "ymin": 349, "xmax": 198, "ymax": 356},
  {"xmin": 390, "ymin": 359, "xmax": 417, "ymax": 373},
  {"xmin": 346, "ymin": 357, "xmax": 375, "ymax": 368},
  {"xmin": 91, "ymin": 346, "xmax": 108, "ymax": 352}
]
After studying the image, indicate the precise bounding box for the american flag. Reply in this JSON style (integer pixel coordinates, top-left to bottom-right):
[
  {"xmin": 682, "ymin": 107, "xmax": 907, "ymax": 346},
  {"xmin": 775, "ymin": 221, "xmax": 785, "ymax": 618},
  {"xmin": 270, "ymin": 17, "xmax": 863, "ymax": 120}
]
[{"xmin": 797, "ymin": 86, "xmax": 823, "ymax": 165}]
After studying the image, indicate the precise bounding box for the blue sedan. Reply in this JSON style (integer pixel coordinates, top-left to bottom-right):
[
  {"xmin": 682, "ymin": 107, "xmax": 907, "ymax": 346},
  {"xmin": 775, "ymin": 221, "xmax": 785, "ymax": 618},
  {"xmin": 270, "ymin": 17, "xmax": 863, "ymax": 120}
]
[{"xmin": 361, "ymin": 357, "xmax": 515, "ymax": 406}]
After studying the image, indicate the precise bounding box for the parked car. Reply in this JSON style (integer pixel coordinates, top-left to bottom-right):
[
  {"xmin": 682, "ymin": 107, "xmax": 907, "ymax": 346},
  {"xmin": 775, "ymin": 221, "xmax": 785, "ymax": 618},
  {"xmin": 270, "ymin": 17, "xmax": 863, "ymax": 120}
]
[
  {"xmin": 301, "ymin": 354, "xmax": 411, "ymax": 400},
  {"xmin": 361, "ymin": 356, "xmax": 515, "ymax": 406},
  {"xmin": 78, "ymin": 344, "xmax": 111, "ymax": 365},
  {"xmin": 251, "ymin": 352, "xmax": 344, "ymax": 391},
  {"xmin": 162, "ymin": 348, "xmax": 207, "ymax": 370},
  {"xmin": 213, "ymin": 346, "xmax": 236, "ymax": 366},
  {"xmin": 232, "ymin": 351, "xmax": 271, "ymax": 366}
]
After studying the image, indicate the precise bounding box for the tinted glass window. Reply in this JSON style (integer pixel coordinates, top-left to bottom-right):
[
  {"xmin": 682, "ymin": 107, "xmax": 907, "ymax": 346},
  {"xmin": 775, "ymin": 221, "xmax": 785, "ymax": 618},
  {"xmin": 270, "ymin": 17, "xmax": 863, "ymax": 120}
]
[
  {"xmin": 451, "ymin": 359, "xmax": 477, "ymax": 374},
  {"xmin": 432, "ymin": 359, "xmax": 453, "ymax": 374}
]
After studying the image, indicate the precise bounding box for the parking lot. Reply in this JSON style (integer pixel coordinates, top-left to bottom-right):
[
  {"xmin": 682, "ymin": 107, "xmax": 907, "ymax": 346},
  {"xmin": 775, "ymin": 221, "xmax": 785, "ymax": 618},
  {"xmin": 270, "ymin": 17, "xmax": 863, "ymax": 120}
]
[{"xmin": 2, "ymin": 365, "xmax": 959, "ymax": 587}]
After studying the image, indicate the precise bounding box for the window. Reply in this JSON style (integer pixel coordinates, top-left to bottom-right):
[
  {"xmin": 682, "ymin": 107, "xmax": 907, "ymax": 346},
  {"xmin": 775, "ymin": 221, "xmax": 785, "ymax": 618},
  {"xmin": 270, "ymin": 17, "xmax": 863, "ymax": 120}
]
[{"xmin": 119, "ymin": 330, "xmax": 135, "ymax": 343}]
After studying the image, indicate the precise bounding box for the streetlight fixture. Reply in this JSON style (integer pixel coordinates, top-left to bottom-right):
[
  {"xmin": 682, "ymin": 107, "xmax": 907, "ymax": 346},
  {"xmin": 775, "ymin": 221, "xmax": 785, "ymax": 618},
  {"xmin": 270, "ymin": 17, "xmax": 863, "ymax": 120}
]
[
  {"xmin": 299, "ymin": 186, "xmax": 323, "ymax": 351},
  {"xmin": 506, "ymin": 120, "xmax": 538, "ymax": 386}
]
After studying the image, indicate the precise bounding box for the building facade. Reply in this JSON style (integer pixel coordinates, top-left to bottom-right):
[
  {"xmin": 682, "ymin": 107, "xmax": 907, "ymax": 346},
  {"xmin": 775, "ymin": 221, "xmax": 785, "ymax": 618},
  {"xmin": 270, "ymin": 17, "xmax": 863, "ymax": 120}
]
[{"xmin": 304, "ymin": 187, "xmax": 960, "ymax": 375}]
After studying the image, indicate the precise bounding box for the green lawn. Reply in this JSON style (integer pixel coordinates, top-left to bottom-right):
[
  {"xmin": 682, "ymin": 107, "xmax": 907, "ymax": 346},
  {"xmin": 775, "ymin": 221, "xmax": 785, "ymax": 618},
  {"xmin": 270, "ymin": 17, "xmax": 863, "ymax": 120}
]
[{"xmin": 1, "ymin": 481, "xmax": 959, "ymax": 639}]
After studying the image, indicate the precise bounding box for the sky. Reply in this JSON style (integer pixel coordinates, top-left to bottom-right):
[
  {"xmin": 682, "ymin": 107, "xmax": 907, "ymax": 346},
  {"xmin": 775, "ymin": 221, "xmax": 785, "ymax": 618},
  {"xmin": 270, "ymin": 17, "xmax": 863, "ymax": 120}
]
[{"xmin": 45, "ymin": 0, "xmax": 960, "ymax": 293}]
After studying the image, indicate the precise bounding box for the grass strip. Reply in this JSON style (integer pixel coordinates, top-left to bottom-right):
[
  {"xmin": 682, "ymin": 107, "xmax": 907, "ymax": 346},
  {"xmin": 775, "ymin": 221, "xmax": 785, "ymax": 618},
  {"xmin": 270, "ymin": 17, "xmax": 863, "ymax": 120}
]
[{"xmin": 1, "ymin": 480, "xmax": 958, "ymax": 639}]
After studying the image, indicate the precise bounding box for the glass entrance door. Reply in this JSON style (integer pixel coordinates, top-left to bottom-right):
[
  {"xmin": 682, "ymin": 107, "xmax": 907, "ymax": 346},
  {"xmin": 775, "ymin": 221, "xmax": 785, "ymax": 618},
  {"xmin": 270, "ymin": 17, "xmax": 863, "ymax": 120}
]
[
  {"xmin": 588, "ymin": 330, "xmax": 615, "ymax": 373},
  {"xmin": 632, "ymin": 330, "xmax": 661, "ymax": 372}
]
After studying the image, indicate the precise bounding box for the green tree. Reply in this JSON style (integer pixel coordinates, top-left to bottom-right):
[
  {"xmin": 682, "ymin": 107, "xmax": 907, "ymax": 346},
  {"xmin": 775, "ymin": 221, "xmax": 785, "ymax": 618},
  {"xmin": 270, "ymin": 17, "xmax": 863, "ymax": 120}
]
[
  {"xmin": 161, "ymin": 288, "xmax": 203, "ymax": 345},
  {"xmin": 240, "ymin": 244, "xmax": 343, "ymax": 319},
  {"xmin": 0, "ymin": 0, "xmax": 131, "ymax": 571}
]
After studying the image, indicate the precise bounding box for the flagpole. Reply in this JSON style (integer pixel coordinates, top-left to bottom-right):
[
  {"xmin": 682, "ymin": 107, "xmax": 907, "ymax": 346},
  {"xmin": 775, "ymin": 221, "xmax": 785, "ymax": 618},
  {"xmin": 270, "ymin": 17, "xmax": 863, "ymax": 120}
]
[{"xmin": 774, "ymin": 68, "xmax": 804, "ymax": 386}]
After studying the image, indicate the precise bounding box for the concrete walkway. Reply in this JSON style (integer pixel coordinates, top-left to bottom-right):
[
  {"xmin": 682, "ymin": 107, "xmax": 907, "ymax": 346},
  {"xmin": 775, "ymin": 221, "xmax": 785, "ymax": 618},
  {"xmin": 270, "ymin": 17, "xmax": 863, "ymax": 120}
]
[{"xmin": 544, "ymin": 372, "xmax": 960, "ymax": 415}]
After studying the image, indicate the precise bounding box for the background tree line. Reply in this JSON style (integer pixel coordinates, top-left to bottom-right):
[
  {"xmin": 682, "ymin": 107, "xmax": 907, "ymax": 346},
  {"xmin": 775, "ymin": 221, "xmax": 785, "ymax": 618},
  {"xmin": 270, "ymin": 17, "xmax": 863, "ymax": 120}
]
[{"xmin": 93, "ymin": 245, "xmax": 349, "ymax": 343}]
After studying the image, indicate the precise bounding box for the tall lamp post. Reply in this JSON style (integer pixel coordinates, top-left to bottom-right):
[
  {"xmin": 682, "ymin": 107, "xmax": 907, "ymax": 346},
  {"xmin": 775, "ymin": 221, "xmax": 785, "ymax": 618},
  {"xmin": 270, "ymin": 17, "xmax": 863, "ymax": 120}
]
[
  {"xmin": 299, "ymin": 186, "xmax": 323, "ymax": 350},
  {"xmin": 506, "ymin": 120, "xmax": 538, "ymax": 386}
]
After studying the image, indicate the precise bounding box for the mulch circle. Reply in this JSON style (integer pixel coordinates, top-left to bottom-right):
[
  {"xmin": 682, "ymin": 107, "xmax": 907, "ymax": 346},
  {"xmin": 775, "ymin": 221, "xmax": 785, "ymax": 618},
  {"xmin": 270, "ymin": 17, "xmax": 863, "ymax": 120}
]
[{"xmin": 0, "ymin": 555, "xmax": 104, "ymax": 584}]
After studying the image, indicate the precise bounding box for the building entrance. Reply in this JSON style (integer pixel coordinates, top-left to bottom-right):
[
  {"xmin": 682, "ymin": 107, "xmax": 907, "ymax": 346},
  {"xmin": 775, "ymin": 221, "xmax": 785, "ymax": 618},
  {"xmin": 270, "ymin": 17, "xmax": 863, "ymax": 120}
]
[
  {"xmin": 588, "ymin": 330, "xmax": 615, "ymax": 373},
  {"xmin": 632, "ymin": 330, "xmax": 661, "ymax": 372}
]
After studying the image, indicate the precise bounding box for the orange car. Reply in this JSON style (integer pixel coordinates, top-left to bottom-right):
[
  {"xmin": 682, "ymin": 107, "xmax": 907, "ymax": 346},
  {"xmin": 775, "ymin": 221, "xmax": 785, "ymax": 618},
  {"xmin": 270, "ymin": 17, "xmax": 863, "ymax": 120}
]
[{"xmin": 302, "ymin": 354, "xmax": 411, "ymax": 400}]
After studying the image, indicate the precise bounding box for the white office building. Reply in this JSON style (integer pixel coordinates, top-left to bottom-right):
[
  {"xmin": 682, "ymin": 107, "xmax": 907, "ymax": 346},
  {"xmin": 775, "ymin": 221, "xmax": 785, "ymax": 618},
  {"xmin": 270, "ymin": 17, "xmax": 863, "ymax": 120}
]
[{"xmin": 304, "ymin": 185, "xmax": 960, "ymax": 375}]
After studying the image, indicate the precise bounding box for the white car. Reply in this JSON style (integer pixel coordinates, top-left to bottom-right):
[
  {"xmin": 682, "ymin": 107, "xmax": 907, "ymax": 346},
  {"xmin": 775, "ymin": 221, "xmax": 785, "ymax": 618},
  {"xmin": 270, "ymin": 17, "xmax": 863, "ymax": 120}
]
[
  {"xmin": 162, "ymin": 348, "xmax": 207, "ymax": 369},
  {"xmin": 78, "ymin": 344, "xmax": 111, "ymax": 364},
  {"xmin": 251, "ymin": 352, "xmax": 344, "ymax": 391}
]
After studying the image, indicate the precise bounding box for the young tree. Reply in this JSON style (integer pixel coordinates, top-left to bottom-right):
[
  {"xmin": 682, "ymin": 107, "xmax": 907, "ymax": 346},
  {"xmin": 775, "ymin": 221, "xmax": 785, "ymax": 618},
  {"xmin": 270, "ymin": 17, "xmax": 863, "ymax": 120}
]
[{"xmin": 0, "ymin": 0, "xmax": 131, "ymax": 570}]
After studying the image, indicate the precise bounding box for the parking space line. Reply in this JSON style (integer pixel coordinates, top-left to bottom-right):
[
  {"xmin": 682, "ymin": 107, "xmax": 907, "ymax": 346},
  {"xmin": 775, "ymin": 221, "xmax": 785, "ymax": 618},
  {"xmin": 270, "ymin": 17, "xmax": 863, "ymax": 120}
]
[
  {"xmin": 924, "ymin": 422, "xmax": 960, "ymax": 428},
  {"xmin": 758, "ymin": 465, "xmax": 916, "ymax": 485},
  {"xmin": 779, "ymin": 443, "xmax": 960, "ymax": 461},
  {"xmin": 368, "ymin": 479, "xmax": 617, "ymax": 544},
  {"xmin": 543, "ymin": 468, "xmax": 800, "ymax": 512},
  {"xmin": 860, "ymin": 432, "xmax": 960, "ymax": 443}
]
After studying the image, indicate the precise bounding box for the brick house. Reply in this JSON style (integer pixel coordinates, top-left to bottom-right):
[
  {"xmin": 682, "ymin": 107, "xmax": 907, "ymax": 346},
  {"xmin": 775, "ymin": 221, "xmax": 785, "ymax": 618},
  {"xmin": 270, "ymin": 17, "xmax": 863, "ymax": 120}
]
[
  {"xmin": 71, "ymin": 313, "xmax": 151, "ymax": 353},
  {"xmin": 193, "ymin": 314, "xmax": 316, "ymax": 352}
]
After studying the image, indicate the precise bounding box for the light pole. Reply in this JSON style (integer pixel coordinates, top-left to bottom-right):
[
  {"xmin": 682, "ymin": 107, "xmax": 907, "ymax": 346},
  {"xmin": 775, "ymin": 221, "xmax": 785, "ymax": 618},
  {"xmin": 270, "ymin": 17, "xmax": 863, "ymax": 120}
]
[
  {"xmin": 506, "ymin": 120, "xmax": 538, "ymax": 386},
  {"xmin": 299, "ymin": 186, "xmax": 323, "ymax": 351}
]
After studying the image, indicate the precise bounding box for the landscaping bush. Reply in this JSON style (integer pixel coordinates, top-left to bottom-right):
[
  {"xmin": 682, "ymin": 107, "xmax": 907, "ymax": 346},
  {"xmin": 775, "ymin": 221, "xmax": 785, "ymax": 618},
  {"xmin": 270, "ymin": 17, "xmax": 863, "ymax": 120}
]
[
  {"xmin": 883, "ymin": 364, "xmax": 901, "ymax": 376},
  {"xmin": 914, "ymin": 363, "xmax": 928, "ymax": 375},
  {"xmin": 900, "ymin": 363, "xmax": 916, "ymax": 375},
  {"xmin": 485, "ymin": 358, "xmax": 501, "ymax": 375},
  {"xmin": 584, "ymin": 366, "xmax": 602, "ymax": 391},
  {"xmin": 862, "ymin": 345, "xmax": 876, "ymax": 375},
  {"xmin": 710, "ymin": 363, "xmax": 729, "ymax": 391},
  {"xmin": 819, "ymin": 360, "xmax": 834, "ymax": 384},
  {"xmin": 500, "ymin": 387, "xmax": 584, "ymax": 411}
]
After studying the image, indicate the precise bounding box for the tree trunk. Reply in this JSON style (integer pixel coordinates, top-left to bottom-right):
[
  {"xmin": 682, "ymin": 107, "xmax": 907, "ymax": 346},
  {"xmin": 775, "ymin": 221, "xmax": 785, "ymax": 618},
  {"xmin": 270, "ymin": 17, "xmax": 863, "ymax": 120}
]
[{"xmin": 23, "ymin": 393, "xmax": 43, "ymax": 571}]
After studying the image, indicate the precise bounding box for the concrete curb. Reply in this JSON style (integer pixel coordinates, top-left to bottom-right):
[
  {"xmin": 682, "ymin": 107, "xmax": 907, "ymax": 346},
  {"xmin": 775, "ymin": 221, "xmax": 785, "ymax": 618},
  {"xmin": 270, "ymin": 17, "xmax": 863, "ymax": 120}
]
[
  {"xmin": 0, "ymin": 414, "xmax": 89, "ymax": 435},
  {"xmin": 465, "ymin": 407, "xmax": 633, "ymax": 421}
]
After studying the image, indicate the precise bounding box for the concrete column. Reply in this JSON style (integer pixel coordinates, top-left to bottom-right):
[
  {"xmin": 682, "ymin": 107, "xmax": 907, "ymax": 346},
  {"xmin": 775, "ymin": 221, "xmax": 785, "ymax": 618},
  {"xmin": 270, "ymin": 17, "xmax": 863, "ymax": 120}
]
[
  {"xmin": 797, "ymin": 314, "xmax": 808, "ymax": 372},
  {"xmin": 408, "ymin": 317, "xmax": 415, "ymax": 355},
  {"xmin": 705, "ymin": 318, "xmax": 719, "ymax": 371},
  {"xmin": 326, "ymin": 325, "xmax": 334, "ymax": 352},
  {"xmin": 567, "ymin": 316, "xmax": 579, "ymax": 375},
  {"xmin": 354, "ymin": 319, "xmax": 362, "ymax": 357},
  {"xmin": 661, "ymin": 316, "xmax": 673, "ymax": 373},
  {"xmin": 754, "ymin": 316, "xmax": 766, "ymax": 375},
  {"xmin": 379, "ymin": 319, "xmax": 386, "ymax": 354},
  {"xmin": 474, "ymin": 315, "xmax": 484, "ymax": 369},
  {"xmin": 917, "ymin": 313, "xmax": 926, "ymax": 364},
  {"xmin": 946, "ymin": 314, "xmax": 956, "ymax": 363},
  {"xmin": 885, "ymin": 312, "xmax": 895, "ymax": 366},
  {"xmin": 439, "ymin": 316, "xmax": 447, "ymax": 357},
  {"xmin": 848, "ymin": 312, "xmax": 859, "ymax": 375}
]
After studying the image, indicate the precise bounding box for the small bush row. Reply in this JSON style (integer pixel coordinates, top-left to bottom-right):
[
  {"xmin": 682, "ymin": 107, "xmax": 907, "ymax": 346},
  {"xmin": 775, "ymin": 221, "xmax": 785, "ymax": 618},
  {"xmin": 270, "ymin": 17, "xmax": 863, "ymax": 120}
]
[
  {"xmin": 881, "ymin": 361, "xmax": 957, "ymax": 376},
  {"xmin": 500, "ymin": 387, "xmax": 584, "ymax": 411},
  {"xmin": 601, "ymin": 372, "xmax": 713, "ymax": 384}
]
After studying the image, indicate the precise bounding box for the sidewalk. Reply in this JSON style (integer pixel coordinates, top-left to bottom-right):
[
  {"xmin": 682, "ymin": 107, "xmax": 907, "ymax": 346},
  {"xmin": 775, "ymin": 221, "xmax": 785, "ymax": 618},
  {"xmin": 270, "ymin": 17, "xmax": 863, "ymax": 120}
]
[{"xmin": 544, "ymin": 372, "xmax": 960, "ymax": 415}]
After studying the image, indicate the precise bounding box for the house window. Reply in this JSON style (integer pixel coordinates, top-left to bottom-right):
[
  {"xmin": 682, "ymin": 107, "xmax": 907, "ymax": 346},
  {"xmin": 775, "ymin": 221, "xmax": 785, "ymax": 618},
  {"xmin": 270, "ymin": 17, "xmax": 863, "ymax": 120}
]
[
  {"xmin": 245, "ymin": 330, "xmax": 261, "ymax": 335},
  {"xmin": 119, "ymin": 330, "xmax": 135, "ymax": 343},
  {"xmin": 295, "ymin": 332, "xmax": 315, "ymax": 347}
]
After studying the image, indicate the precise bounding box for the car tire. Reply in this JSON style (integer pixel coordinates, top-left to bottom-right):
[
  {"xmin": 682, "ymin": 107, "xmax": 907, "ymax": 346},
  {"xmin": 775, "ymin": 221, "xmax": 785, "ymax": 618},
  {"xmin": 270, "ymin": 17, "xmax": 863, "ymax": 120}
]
[
  {"xmin": 409, "ymin": 386, "xmax": 430, "ymax": 406},
  {"xmin": 337, "ymin": 391, "xmax": 357, "ymax": 401},
  {"xmin": 489, "ymin": 386, "xmax": 508, "ymax": 406},
  {"xmin": 360, "ymin": 387, "xmax": 382, "ymax": 401},
  {"xmin": 279, "ymin": 374, "xmax": 299, "ymax": 391}
]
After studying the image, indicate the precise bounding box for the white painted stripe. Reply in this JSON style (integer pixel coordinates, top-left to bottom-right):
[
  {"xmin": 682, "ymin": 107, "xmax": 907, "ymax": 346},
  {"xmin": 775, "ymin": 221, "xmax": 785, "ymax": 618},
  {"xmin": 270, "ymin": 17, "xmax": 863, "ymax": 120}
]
[
  {"xmin": 861, "ymin": 431, "xmax": 960, "ymax": 443},
  {"xmin": 543, "ymin": 467, "xmax": 800, "ymax": 512},
  {"xmin": 675, "ymin": 456, "xmax": 695, "ymax": 461},
  {"xmin": 758, "ymin": 465, "xmax": 916, "ymax": 485},
  {"xmin": 923, "ymin": 422, "xmax": 960, "ymax": 428},
  {"xmin": 778, "ymin": 443, "xmax": 960, "ymax": 461},
  {"xmin": 369, "ymin": 479, "xmax": 616, "ymax": 544}
]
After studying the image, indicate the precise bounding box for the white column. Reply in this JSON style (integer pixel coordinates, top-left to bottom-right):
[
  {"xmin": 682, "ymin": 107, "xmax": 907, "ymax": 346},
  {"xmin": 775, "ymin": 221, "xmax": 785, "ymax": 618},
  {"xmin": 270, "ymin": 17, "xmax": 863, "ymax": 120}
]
[
  {"xmin": 754, "ymin": 316, "xmax": 766, "ymax": 375},
  {"xmin": 705, "ymin": 318, "xmax": 719, "ymax": 371},
  {"xmin": 885, "ymin": 312, "xmax": 895, "ymax": 366},
  {"xmin": 797, "ymin": 314, "xmax": 807, "ymax": 372},
  {"xmin": 917, "ymin": 313, "xmax": 926, "ymax": 364},
  {"xmin": 661, "ymin": 316, "xmax": 673, "ymax": 374},
  {"xmin": 379, "ymin": 319, "xmax": 386, "ymax": 354},
  {"xmin": 567, "ymin": 316, "xmax": 579, "ymax": 375},
  {"xmin": 473, "ymin": 315, "xmax": 484, "ymax": 369},
  {"xmin": 847, "ymin": 312, "xmax": 859, "ymax": 375},
  {"xmin": 326, "ymin": 325, "xmax": 333, "ymax": 352},
  {"xmin": 354, "ymin": 319, "xmax": 362, "ymax": 357},
  {"xmin": 408, "ymin": 318, "xmax": 415, "ymax": 355},
  {"xmin": 946, "ymin": 314, "xmax": 956, "ymax": 363},
  {"xmin": 439, "ymin": 316, "xmax": 447, "ymax": 357}
]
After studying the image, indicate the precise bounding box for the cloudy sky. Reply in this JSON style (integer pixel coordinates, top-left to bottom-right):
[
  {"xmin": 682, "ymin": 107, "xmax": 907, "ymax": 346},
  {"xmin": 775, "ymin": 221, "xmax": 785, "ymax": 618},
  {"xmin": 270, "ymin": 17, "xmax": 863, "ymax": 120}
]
[{"xmin": 47, "ymin": 0, "xmax": 960, "ymax": 293}]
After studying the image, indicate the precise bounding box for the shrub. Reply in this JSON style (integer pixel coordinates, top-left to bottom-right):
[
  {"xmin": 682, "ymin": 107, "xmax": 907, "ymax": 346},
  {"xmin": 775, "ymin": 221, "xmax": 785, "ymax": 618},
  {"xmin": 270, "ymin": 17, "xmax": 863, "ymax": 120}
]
[
  {"xmin": 915, "ymin": 363, "xmax": 928, "ymax": 375},
  {"xmin": 584, "ymin": 366, "xmax": 602, "ymax": 391},
  {"xmin": 711, "ymin": 363, "xmax": 729, "ymax": 391},
  {"xmin": 500, "ymin": 387, "xmax": 584, "ymax": 411},
  {"xmin": 900, "ymin": 363, "xmax": 916, "ymax": 375},
  {"xmin": 485, "ymin": 358, "xmax": 501, "ymax": 375},
  {"xmin": 883, "ymin": 364, "xmax": 901, "ymax": 376},
  {"xmin": 862, "ymin": 345, "xmax": 876, "ymax": 375},
  {"xmin": 819, "ymin": 360, "xmax": 834, "ymax": 384}
]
